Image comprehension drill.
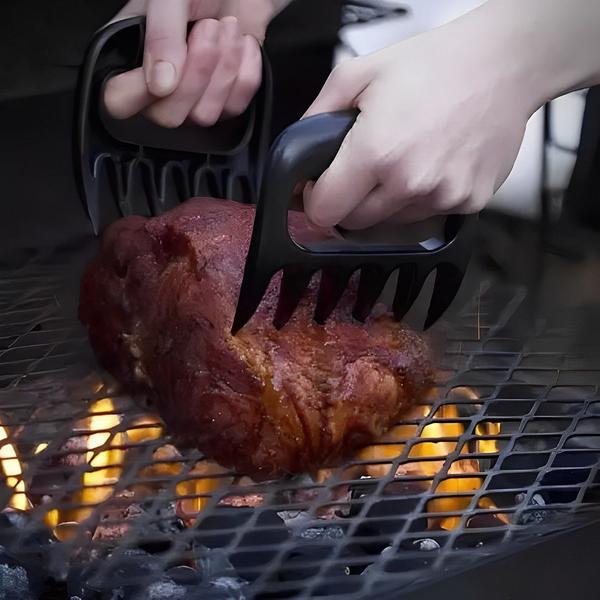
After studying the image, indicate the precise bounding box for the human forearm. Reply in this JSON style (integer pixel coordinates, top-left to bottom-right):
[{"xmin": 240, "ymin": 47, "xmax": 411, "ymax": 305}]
[{"xmin": 450, "ymin": 0, "xmax": 600, "ymax": 114}]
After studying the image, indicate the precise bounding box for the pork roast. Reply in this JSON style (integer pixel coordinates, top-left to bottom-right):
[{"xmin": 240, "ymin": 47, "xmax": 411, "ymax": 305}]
[{"xmin": 79, "ymin": 199, "xmax": 433, "ymax": 480}]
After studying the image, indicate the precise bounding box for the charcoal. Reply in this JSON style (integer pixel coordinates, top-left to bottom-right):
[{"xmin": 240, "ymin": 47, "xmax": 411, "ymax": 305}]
[
  {"xmin": 276, "ymin": 540, "xmax": 368, "ymax": 583},
  {"xmin": 108, "ymin": 501, "xmax": 185, "ymax": 554},
  {"xmin": 193, "ymin": 508, "xmax": 286, "ymax": 551},
  {"xmin": 279, "ymin": 510, "xmax": 345, "ymax": 541},
  {"xmin": 412, "ymin": 538, "xmax": 441, "ymax": 551},
  {"xmin": 166, "ymin": 566, "xmax": 202, "ymax": 587},
  {"xmin": 298, "ymin": 525, "xmax": 344, "ymax": 541},
  {"xmin": 68, "ymin": 550, "xmax": 164, "ymax": 600},
  {"xmin": 0, "ymin": 525, "xmax": 46, "ymax": 595},
  {"xmin": 66, "ymin": 558, "xmax": 105, "ymax": 600},
  {"xmin": 0, "ymin": 511, "xmax": 52, "ymax": 553},
  {"xmin": 0, "ymin": 510, "xmax": 29, "ymax": 530},
  {"xmin": 140, "ymin": 500, "xmax": 186, "ymax": 535},
  {"xmin": 277, "ymin": 543, "xmax": 338, "ymax": 582},
  {"xmin": 0, "ymin": 563, "xmax": 33, "ymax": 600},
  {"xmin": 104, "ymin": 549, "xmax": 163, "ymax": 589},
  {"xmin": 196, "ymin": 546, "xmax": 238, "ymax": 580},
  {"xmin": 133, "ymin": 579, "xmax": 188, "ymax": 600},
  {"xmin": 516, "ymin": 493, "xmax": 555, "ymax": 525},
  {"xmin": 191, "ymin": 509, "xmax": 254, "ymax": 549},
  {"xmin": 209, "ymin": 576, "xmax": 248, "ymax": 599}
]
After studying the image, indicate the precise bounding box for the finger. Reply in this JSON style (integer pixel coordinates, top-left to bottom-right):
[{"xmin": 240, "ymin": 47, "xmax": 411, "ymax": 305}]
[
  {"xmin": 104, "ymin": 68, "xmax": 153, "ymax": 119},
  {"xmin": 222, "ymin": 35, "xmax": 262, "ymax": 118},
  {"xmin": 144, "ymin": 0, "xmax": 189, "ymax": 97},
  {"xmin": 303, "ymin": 120, "xmax": 378, "ymax": 227},
  {"xmin": 145, "ymin": 18, "xmax": 220, "ymax": 128},
  {"xmin": 112, "ymin": 0, "xmax": 148, "ymax": 22},
  {"xmin": 190, "ymin": 17, "xmax": 244, "ymax": 126},
  {"xmin": 338, "ymin": 185, "xmax": 400, "ymax": 230},
  {"xmin": 303, "ymin": 58, "xmax": 370, "ymax": 118},
  {"xmin": 386, "ymin": 198, "xmax": 446, "ymax": 225}
]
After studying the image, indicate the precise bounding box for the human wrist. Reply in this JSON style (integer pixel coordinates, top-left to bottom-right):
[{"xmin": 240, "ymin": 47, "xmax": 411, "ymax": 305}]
[
  {"xmin": 465, "ymin": 0, "xmax": 600, "ymax": 110},
  {"xmin": 221, "ymin": 0, "xmax": 286, "ymax": 42},
  {"xmin": 438, "ymin": 1, "xmax": 551, "ymax": 118}
]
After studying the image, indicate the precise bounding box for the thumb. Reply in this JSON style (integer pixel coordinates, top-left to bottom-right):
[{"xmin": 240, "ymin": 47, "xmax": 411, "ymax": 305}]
[
  {"xmin": 303, "ymin": 57, "xmax": 370, "ymax": 118},
  {"xmin": 144, "ymin": 0, "xmax": 189, "ymax": 97}
]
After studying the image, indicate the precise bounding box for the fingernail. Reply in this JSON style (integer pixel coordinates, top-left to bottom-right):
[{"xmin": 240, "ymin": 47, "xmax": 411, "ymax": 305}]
[{"xmin": 151, "ymin": 61, "xmax": 176, "ymax": 96}]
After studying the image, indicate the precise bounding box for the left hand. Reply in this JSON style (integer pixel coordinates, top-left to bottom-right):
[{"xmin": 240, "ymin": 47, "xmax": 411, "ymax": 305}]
[{"xmin": 104, "ymin": 0, "xmax": 281, "ymax": 127}]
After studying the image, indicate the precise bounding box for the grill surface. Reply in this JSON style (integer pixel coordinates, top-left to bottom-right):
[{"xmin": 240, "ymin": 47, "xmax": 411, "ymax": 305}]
[{"xmin": 1, "ymin": 225, "xmax": 600, "ymax": 599}]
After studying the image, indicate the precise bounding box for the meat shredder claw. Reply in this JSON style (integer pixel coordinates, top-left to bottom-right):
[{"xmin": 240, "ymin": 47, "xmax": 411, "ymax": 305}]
[
  {"xmin": 75, "ymin": 16, "xmax": 271, "ymax": 234},
  {"xmin": 232, "ymin": 110, "xmax": 477, "ymax": 334}
]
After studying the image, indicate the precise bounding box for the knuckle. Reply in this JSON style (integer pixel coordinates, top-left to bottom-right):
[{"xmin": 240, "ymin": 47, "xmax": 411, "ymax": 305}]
[
  {"xmin": 146, "ymin": 106, "xmax": 184, "ymax": 129},
  {"xmin": 466, "ymin": 194, "xmax": 487, "ymax": 213},
  {"xmin": 361, "ymin": 139, "xmax": 387, "ymax": 172},
  {"xmin": 403, "ymin": 173, "xmax": 435, "ymax": 198},
  {"xmin": 188, "ymin": 33, "xmax": 219, "ymax": 59},
  {"xmin": 192, "ymin": 52, "xmax": 219, "ymax": 78},
  {"xmin": 189, "ymin": 19, "xmax": 219, "ymax": 42},
  {"xmin": 145, "ymin": 32, "xmax": 171, "ymax": 46},
  {"xmin": 435, "ymin": 180, "xmax": 470, "ymax": 211}
]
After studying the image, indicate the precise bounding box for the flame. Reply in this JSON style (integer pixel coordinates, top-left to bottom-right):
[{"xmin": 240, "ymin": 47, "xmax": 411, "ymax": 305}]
[
  {"xmin": 38, "ymin": 385, "xmax": 504, "ymax": 539},
  {"xmin": 44, "ymin": 398, "xmax": 127, "ymax": 540},
  {"xmin": 81, "ymin": 398, "xmax": 125, "ymax": 508},
  {"xmin": 126, "ymin": 416, "xmax": 164, "ymax": 445},
  {"xmin": 0, "ymin": 423, "xmax": 30, "ymax": 511},
  {"xmin": 358, "ymin": 387, "xmax": 503, "ymax": 530},
  {"xmin": 176, "ymin": 461, "xmax": 231, "ymax": 524},
  {"xmin": 42, "ymin": 399, "xmax": 228, "ymax": 533}
]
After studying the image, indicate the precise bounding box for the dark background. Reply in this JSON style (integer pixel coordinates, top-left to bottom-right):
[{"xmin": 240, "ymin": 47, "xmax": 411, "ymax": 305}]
[{"xmin": 0, "ymin": 0, "xmax": 343, "ymax": 254}]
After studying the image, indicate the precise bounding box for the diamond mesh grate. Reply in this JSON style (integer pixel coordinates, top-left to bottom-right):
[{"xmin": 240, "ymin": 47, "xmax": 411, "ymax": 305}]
[{"xmin": 1, "ymin": 244, "xmax": 600, "ymax": 599}]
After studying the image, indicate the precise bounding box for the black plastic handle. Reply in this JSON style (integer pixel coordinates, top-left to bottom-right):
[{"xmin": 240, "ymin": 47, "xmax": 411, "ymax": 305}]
[
  {"xmin": 233, "ymin": 109, "xmax": 477, "ymax": 332},
  {"xmin": 75, "ymin": 16, "xmax": 272, "ymax": 233},
  {"xmin": 254, "ymin": 108, "xmax": 356, "ymax": 240},
  {"xmin": 252, "ymin": 109, "xmax": 469, "ymax": 260}
]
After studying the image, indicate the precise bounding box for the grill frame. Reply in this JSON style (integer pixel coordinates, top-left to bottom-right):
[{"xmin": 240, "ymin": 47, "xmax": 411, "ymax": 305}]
[{"xmin": 1, "ymin": 229, "xmax": 600, "ymax": 599}]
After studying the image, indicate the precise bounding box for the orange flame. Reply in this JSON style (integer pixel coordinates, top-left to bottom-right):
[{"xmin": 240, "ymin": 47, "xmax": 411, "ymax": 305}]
[
  {"xmin": 0, "ymin": 423, "xmax": 30, "ymax": 511},
  {"xmin": 43, "ymin": 399, "xmax": 165, "ymax": 536},
  {"xmin": 41, "ymin": 398, "xmax": 230, "ymax": 534},
  {"xmin": 176, "ymin": 461, "xmax": 231, "ymax": 524},
  {"xmin": 358, "ymin": 387, "xmax": 504, "ymax": 530},
  {"xmin": 39, "ymin": 386, "xmax": 504, "ymax": 537}
]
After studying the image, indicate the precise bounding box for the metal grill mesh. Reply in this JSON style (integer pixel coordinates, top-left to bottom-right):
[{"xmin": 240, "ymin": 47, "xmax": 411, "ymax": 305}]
[{"xmin": 1, "ymin": 244, "xmax": 600, "ymax": 599}]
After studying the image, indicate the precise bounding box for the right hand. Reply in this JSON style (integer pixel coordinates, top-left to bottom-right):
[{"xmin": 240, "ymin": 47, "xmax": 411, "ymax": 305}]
[
  {"xmin": 301, "ymin": 10, "xmax": 537, "ymax": 229},
  {"xmin": 103, "ymin": 0, "xmax": 277, "ymax": 128}
]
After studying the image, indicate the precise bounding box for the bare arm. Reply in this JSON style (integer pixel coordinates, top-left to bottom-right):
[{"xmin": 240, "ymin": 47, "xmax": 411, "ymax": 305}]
[{"xmin": 302, "ymin": 0, "xmax": 600, "ymax": 228}]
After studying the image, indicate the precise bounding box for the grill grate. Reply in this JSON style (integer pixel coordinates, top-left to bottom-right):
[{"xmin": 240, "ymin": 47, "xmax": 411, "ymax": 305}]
[{"xmin": 1, "ymin": 243, "xmax": 600, "ymax": 599}]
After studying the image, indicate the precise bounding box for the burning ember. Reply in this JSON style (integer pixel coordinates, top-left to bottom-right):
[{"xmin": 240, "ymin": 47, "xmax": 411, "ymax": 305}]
[
  {"xmin": 358, "ymin": 386, "xmax": 506, "ymax": 530},
  {"xmin": 2, "ymin": 386, "xmax": 506, "ymax": 545},
  {"xmin": 0, "ymin": 422, "xmax": 30, "ymax": 511}
]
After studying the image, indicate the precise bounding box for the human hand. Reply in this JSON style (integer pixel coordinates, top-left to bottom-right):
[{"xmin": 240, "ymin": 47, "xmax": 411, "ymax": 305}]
[
  {"xmin": 302, "ymin": 9, "xmax": 539, "ymax": 229},
  {"xmin": 104, "ymin": 0, "xmax": 283, "ymax": 127}
]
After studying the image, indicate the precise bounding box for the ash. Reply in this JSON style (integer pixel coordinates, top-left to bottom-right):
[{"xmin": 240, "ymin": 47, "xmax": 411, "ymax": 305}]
[
  {"xmin": 138, "ymin": 580, "xmax": 188, "ymax": 600},
  {"xmin": 211, "ymin": 576, "xmax": 248, "ymax": 599},
  {"xmin": 0, "ymin": 563, "xmax": 32, "ymax": 600}
]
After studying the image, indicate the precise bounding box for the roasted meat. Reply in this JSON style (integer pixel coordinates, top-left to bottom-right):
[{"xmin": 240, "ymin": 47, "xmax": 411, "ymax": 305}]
[{"xmin": 79, "ymin": 199, "xmax": 433, "ymax": 480}]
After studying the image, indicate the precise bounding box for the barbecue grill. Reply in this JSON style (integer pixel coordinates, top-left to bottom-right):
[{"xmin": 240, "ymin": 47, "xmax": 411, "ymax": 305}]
[
  {"xmin": 1, "ymin": 213, "xmax": 600, "ymax": 599},
  {"xmin": 3, "ymin": 14, "xmax": 600, "ymax": 597}
]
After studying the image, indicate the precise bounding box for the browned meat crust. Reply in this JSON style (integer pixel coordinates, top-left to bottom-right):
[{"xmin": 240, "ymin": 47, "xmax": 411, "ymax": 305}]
[{"xmin": 79, "ymin": 199, "xmax": 433, "ymax": 480}]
